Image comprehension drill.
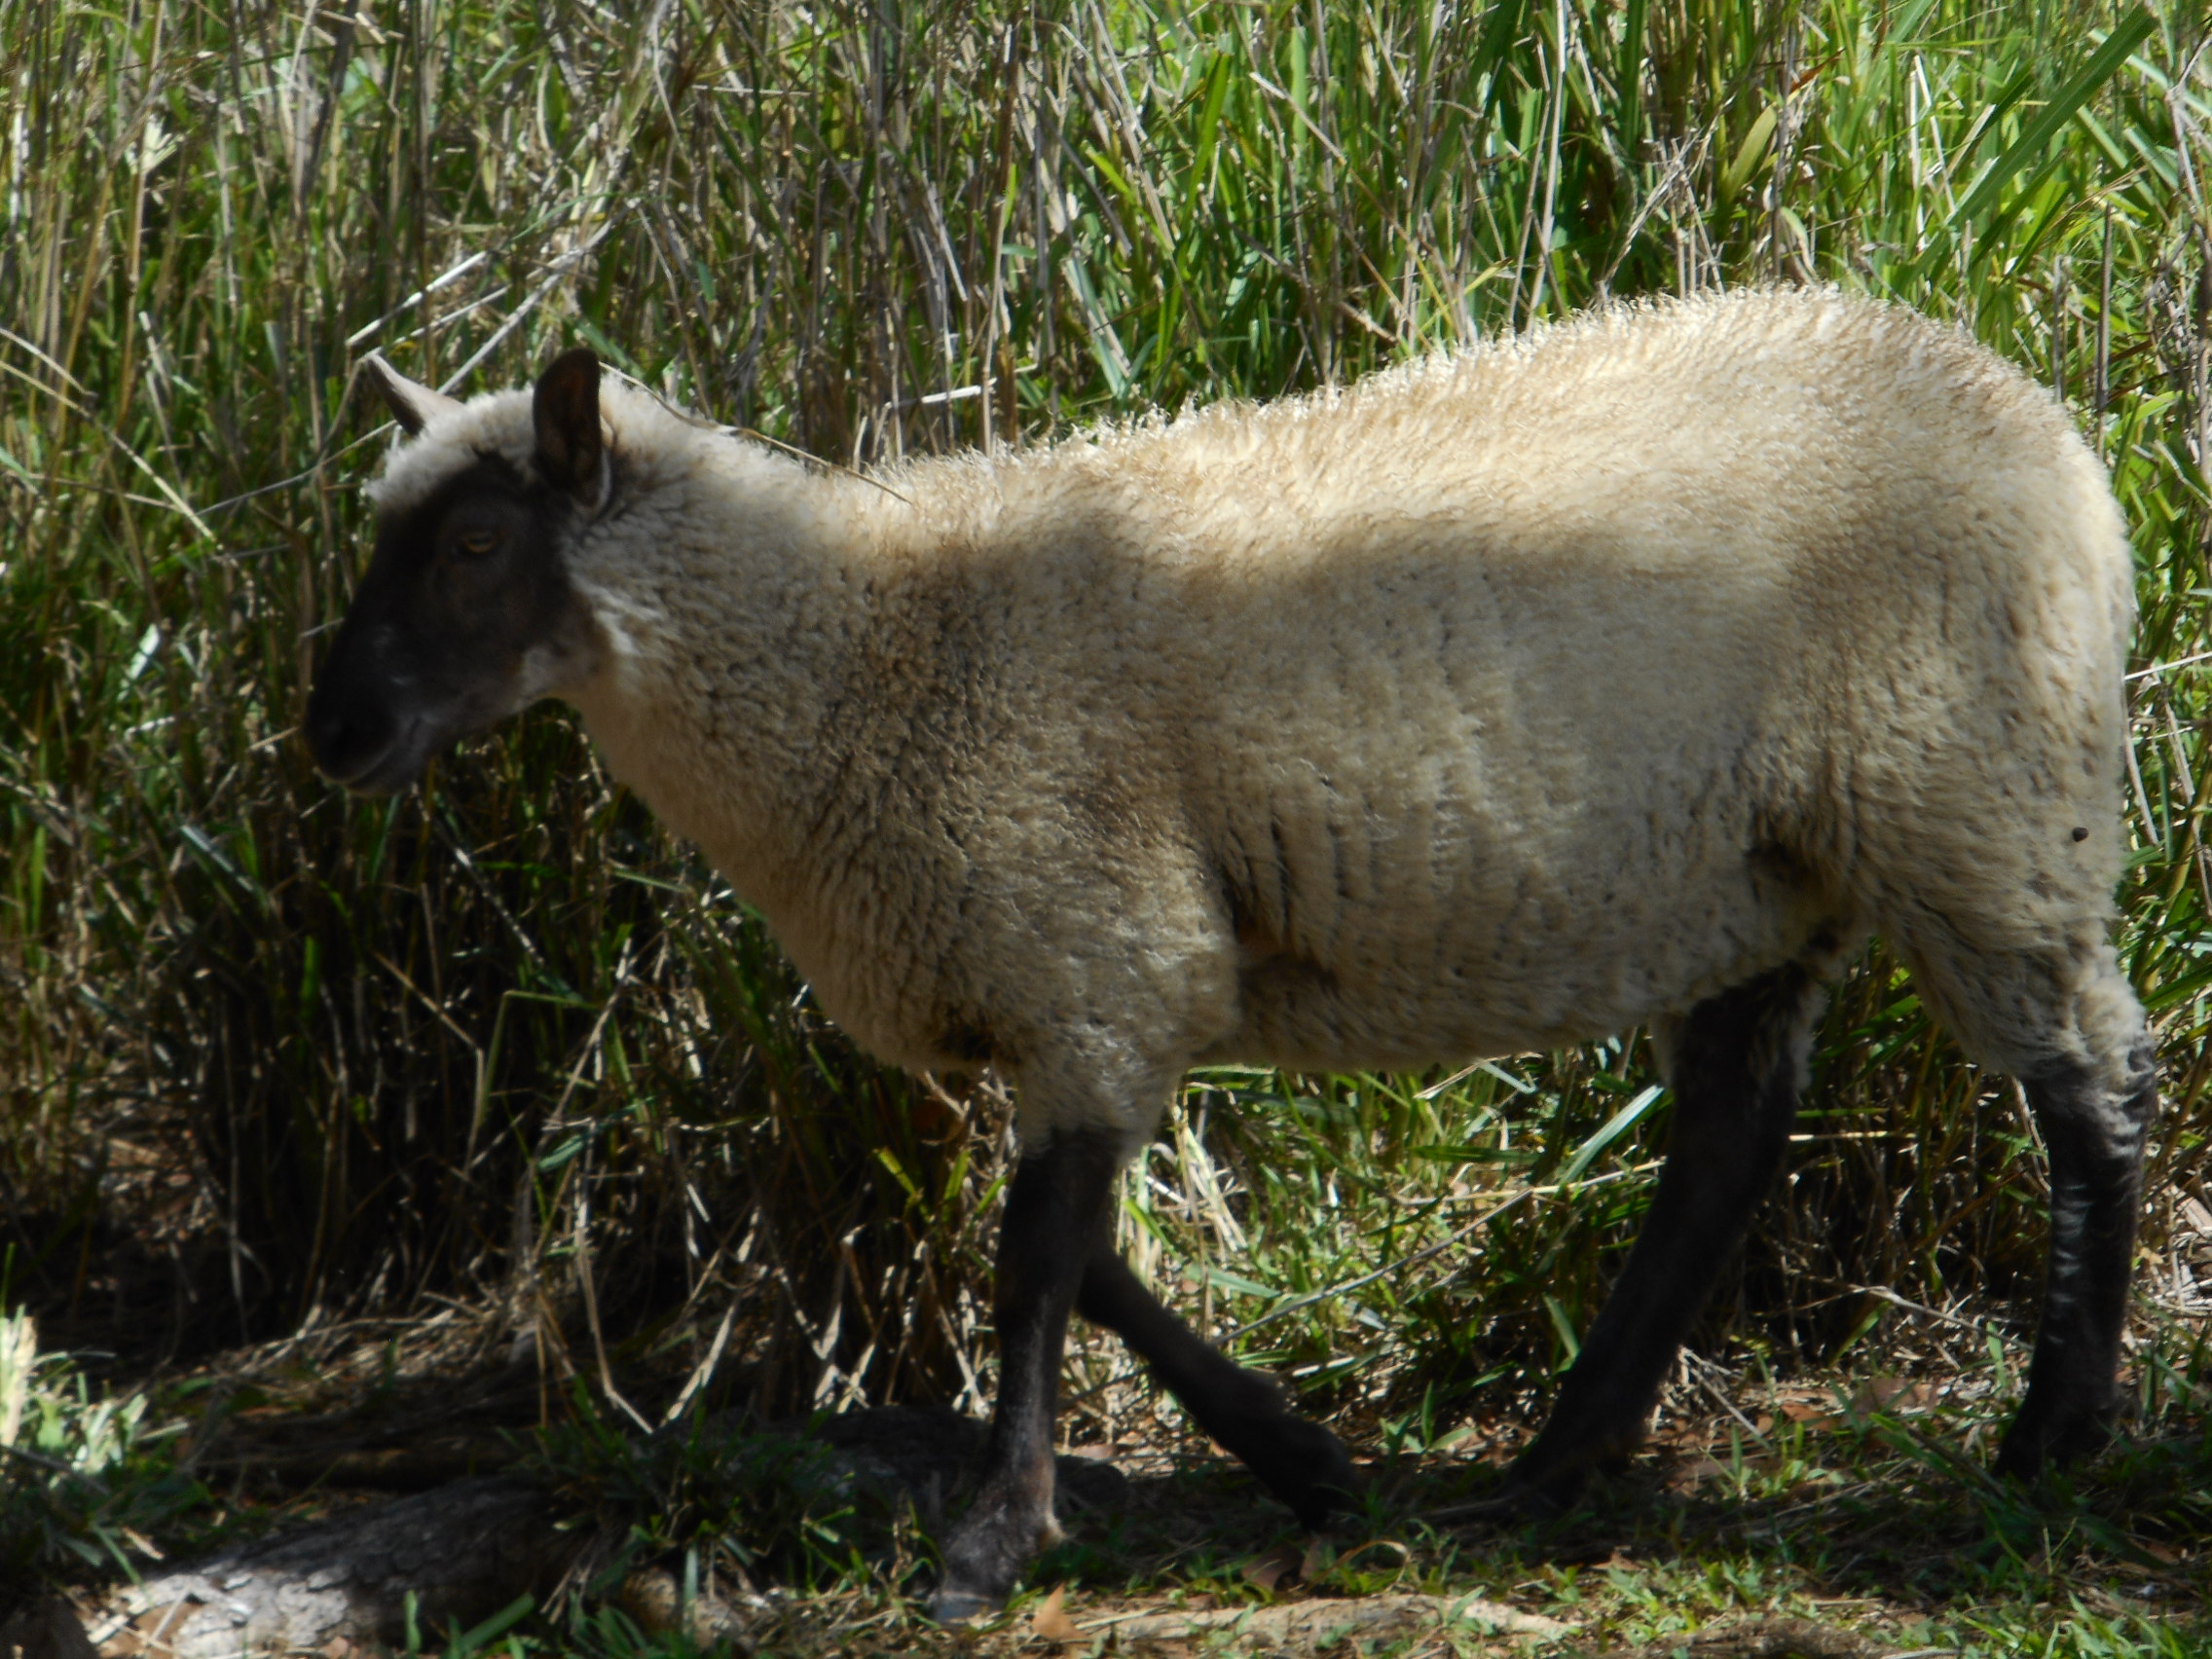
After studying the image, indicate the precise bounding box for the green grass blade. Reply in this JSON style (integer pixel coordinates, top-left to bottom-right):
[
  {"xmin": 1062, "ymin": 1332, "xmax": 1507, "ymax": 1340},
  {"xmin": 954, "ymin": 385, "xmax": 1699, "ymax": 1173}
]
[{"xmin": 1949, "ymin": 6, "xmax": 2159, "ymax": 227}]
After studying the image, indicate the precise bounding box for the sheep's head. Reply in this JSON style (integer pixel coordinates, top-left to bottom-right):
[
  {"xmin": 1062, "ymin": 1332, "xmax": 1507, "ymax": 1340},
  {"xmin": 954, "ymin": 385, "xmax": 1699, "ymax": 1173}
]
[{"xmin": 307, "ymin": 350, "xmax": 607, "ymax": 793}]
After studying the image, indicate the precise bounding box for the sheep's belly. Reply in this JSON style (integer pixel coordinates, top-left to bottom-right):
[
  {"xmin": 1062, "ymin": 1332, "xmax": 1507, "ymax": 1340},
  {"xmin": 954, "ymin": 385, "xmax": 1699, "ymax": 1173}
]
[{"xmin": 1195, "ymin": 869, "xmax": 1825, "ymax": 1072}]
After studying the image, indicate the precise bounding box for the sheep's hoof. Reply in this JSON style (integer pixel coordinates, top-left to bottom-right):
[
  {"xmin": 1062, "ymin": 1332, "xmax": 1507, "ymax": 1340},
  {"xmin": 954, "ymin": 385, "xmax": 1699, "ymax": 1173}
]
[
  {"xmin": 926, "ymin": 1586, "xmax": 1001, "ymax": 1625},
  {"xmin": 1994, "ymin": 1397, "xmax": 2117, "ymax": 1482},
  {"xmin": 1427, "ymin": 1466, "xmax": 1583, "ymax": 1527},
  {"xmin": 1427, "ymin": 1488, "xmax": 1555, "ymax": 1527},
  {"xmin": 1254, "ymin": 1419, "xmax": 1362, "ymax": 1530},
  {"xmin": 929, "ymin": 1509, "xmax": 1031, "ymax": 1624}
]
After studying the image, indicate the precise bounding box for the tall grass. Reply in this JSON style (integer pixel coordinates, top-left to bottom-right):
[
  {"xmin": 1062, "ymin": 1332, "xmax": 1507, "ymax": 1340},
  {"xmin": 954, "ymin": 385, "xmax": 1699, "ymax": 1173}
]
[{"xmin": 0, "ymin": 0, "xmax": 2206, "ymax": 1451}]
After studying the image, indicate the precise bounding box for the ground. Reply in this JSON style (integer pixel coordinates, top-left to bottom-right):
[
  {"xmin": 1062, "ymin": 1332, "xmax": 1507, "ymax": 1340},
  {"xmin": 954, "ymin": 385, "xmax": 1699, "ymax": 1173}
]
[{"xmin": 13, "ymin": 1301, "xmax": 2206, "ymax": 1659}]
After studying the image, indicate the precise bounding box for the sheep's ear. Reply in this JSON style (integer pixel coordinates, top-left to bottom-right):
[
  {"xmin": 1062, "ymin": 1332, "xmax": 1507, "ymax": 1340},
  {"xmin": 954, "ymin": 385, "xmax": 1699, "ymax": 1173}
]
[
  {"xmin": 533, "ymin": 347, "xmax": 605, "ymax": 507},
  {"xmin": 362, "ymin": 354, "xmax": 463, "ymax": 436}
]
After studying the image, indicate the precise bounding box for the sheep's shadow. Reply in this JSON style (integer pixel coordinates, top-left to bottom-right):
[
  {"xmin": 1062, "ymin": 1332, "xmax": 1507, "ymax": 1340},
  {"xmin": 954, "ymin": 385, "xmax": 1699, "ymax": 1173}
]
[
  {"xmin": 596, "ymin": 1402, "xmax": 2205, "ymax": 1621},
  {"xmin": 1017, "ymin": 1411, "xmax": 2212, "ymax": 1619},
  {"xmin": 143, "ymin": 1394, "xmax": 2210, "ymax": 1641}
]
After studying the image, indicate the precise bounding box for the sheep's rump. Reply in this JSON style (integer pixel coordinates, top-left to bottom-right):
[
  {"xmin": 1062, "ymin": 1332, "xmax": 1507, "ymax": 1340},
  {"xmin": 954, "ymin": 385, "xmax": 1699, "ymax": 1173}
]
[{"xmin": 869, "ymin": 291, "xmax": 2134, "ymax": 1084}]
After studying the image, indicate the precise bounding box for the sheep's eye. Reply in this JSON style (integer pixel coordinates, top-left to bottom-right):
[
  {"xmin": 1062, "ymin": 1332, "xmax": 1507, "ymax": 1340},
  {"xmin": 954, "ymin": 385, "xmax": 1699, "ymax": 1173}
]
[{"xmin": 455, "ymin": 528, "xmax": 502, "ymax": 556}]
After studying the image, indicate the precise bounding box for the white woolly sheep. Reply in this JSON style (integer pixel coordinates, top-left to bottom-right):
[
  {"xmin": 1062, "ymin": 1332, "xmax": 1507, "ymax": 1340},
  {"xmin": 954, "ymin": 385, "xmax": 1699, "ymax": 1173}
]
[{"xmin": 307, "ymin": 288, "xmax": 2156, "ymax": 1620}]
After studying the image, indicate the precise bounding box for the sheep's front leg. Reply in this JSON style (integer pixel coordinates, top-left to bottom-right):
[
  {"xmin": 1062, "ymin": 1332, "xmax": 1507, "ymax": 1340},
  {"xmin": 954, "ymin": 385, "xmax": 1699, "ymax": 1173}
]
[{"xmin": 932, "ymin": 1127, "xmax": 1121, "ymax": 1622}]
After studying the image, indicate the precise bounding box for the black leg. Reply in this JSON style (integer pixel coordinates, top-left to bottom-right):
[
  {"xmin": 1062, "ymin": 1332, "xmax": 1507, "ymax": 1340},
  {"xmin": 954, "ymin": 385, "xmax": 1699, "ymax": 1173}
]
[
  {"xmin": 1505, "ymin": 963, "xmax": 1825, "ymax": 1499},
  {"xmin": 932, "ymin": 1128, "xmax": 1121, "ymax": 1621},
  {"xmin": 1077, "ymin": 1250, "xmax": 1357, "ymax": 1526},
  {"xmin": 1996, "ymin": 1037, "xmax": 2157, "ymax": 1476}
]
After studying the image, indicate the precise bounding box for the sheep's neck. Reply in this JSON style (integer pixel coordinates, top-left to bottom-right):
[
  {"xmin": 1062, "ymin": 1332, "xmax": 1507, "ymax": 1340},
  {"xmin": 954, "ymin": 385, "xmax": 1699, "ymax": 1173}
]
[{"xmin": 564, "ymin": 542, "xmax": 879, "ymax": 930}]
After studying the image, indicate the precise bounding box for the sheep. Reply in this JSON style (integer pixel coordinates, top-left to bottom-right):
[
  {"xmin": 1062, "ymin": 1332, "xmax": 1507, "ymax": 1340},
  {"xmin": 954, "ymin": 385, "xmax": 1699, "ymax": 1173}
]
[{"xmin": 306, "ymin": 287, "xmax": 2156, "ymax": 1620}]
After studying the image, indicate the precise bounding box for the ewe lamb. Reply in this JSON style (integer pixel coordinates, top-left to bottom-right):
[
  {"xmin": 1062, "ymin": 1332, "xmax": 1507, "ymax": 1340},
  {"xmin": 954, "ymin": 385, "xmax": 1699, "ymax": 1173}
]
[{"xmin": 307, "ymin": 288, "xmax": 2155, "ymax": 1619}]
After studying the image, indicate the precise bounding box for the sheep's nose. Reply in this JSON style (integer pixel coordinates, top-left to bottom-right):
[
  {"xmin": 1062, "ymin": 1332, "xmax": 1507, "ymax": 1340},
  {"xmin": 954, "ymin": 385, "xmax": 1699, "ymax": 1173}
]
[{"xmin": 305, "ymin": 680, "xmax": 398, "ymax": 785}]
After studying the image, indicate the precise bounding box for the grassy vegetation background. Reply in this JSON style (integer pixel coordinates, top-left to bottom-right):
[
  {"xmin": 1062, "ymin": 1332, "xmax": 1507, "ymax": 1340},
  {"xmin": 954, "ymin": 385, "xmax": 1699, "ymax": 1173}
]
[{"xmin": 2, "ymin": 0, "xmax": 2211, "ymax": 1641}]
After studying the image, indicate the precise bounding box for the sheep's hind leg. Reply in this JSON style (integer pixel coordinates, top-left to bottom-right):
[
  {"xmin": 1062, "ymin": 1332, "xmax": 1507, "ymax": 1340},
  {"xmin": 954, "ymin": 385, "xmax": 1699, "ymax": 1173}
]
[
  {"xmin": 1893, "ymin": 929, "xmax": 2154, "ymax": 1477},
  {"xmin": 1995, "ymin": 1030, "xmax": 2157, "ymax": 1477},
  {"xmin": 933, "ymin": 1127, "xmax": 1122, "ymax": 1622},
  {"xmin": 1078, "ymin": 1251, "xmax": 1358, "ymax": 1526},
  {"xmin": 1498, "ymin": 962, "xmax": 1827, "ymax": 1506}
]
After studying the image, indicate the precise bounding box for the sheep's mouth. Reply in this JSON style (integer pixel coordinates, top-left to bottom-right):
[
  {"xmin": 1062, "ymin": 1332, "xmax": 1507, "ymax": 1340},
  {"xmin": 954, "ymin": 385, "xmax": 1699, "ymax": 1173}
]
[{"xmin": 317, "ymin": 715, "xmax": 438, "ymax": 795}]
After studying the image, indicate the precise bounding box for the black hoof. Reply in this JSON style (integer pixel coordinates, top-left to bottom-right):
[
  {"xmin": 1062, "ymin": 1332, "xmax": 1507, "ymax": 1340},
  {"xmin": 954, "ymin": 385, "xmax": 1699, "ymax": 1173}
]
[
  {"xmin": 927, "ymin": 1586, "xmax": 1000, "ymax": 1625},
  {"xmin": 933, "ymin": 1497, "xmax": 1043, "ymax": 1625},
  {"xmin": 1427, "ymin": 1470, "xmax": 1578, "ymax": 1526},
  {"xmin": 1995, "ymin": 1404, "xmax": 2114, "ymax": 1483},
  {"xmin": 1251, "ymin": 1417, "xmax": 1362, "ymax": 1530}
]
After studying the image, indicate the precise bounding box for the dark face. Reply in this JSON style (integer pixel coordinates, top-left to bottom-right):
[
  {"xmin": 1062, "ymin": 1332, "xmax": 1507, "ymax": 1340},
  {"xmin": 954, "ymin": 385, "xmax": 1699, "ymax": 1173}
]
[
  {"xmin": 307, "ymin": 349, "xmax": 607, "ymax": 793},
  {"xmin": 306, "ymin": 460, "xmax": 594, "ymax": 791}
]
